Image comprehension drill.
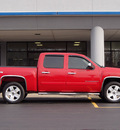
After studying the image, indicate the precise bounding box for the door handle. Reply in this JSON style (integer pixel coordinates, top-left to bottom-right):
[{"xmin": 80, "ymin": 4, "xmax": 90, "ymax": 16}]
[
  {"xmin": 42, "ymin": 71, "xmax": 50, "ymax": 74},
  {"xmin": 68, "ymin": 72, "xmax": 76, "ymax": 75}
]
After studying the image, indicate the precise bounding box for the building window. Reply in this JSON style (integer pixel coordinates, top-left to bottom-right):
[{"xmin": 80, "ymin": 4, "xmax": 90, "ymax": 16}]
[
  {"xmin": 105, "ymin": 42, "xmax": 120, "ymax": 67},
  {"xmin": 7, "ymin": 42, "xmax": 27, "ymax": 66},
  {"xmin": 27, "ymin": 42, "xmax": 66, "ymax": 66},
  {"xmin": 67, "ymin": 41, "xmax": 87, "ymax": 55},
  {"xmin": 7, "ymin": 41, "xmax": 87, "ymax": 66}
]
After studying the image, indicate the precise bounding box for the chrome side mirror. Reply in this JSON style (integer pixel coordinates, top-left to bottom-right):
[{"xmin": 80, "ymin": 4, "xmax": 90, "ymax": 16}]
[{"xmin": 88, "ymin": 63, "xmax": 94, "ymax": 69}]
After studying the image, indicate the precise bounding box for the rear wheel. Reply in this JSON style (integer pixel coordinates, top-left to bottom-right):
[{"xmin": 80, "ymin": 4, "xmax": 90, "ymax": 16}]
[
  {"xmin": 104, "ymin": 82, "xmax": 120, "ymax": 103},
  {"xmin": 2, "ymin": 82, "xmax": 25, "ymax": 104}
]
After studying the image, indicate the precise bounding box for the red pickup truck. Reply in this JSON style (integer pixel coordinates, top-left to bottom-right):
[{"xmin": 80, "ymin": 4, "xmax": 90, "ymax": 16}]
[{"xmin": 0, "ymin": 52, "xmax": 120, "ymax": 104}]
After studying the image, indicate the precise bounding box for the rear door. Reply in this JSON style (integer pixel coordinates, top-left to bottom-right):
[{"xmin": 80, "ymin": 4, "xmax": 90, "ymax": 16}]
[{"xmin": 38, "ymin": 54, "xmax": 67, "ymax": 92}]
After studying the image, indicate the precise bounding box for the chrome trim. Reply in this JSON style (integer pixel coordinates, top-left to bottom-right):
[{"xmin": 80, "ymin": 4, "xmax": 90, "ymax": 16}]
[
  {"xmin": 38, "ymin": 92, "xmax": 48, "ymax": 95},
  {"xmin": 101, "ymin": 76, "xmax": 120, "ymax": 91},
  {"xmin": 38, "ymin": 92, "xmax": 100, "ymax": 96},
  {"xmin": 88, "ymin": 93, "xmax": 100, "ymax": 96},
  {"xmin": 60, "ymin": 92, "xmax": 77, "ymax": 95},
  {"xmin": 59, "ymin": 92, "xmax": 100, "ymax": 96},
  {"xmin": 0, "ymin": 71, "xmax": 3, "ymax": 73},
  {"xmin": 68, "ymin": 72, "xmax": 76, "ymax": 75},
  {"xmin": 42, "ymin": 72, "xmax": 50, "ymax": 74},
  {"xmin": 0, "ymin": 75, "xmax": 27, "ymax": 90}
]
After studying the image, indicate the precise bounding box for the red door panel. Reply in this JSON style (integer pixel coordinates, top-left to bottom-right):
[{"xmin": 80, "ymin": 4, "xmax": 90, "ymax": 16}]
[
  {"xmin": 38, "ymin": 54, "xmax": 67, "ymax": 92},
  {"xmin": 66, "ymin": 55, "xmax": 100, "ymax": 92},
  {"xmin": 39, "ymin": 68, "xmax": 66, "ymax": 92},
  {"xmin": 67, "ymin": 69, "xmax": 100, "ymax": 92}
]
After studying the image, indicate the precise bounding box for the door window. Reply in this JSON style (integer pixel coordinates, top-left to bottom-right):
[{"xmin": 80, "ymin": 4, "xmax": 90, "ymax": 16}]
[
  {"xmin": 69, "ymin": 56, "xmax": 90, "ymax": 69},
  {"xmin": 44, "ymin": 55, "xmax": 64, "ymax": 68}
]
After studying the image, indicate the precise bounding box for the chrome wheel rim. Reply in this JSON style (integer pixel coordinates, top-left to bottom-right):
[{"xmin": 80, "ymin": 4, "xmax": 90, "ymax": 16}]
[
  {"xmin": 5, "ymin": 85, "xmax": 21, "ymax": 102},
  {"xmin": 107, "ymin": 85, "xmax": 120, "ymax": 101}
]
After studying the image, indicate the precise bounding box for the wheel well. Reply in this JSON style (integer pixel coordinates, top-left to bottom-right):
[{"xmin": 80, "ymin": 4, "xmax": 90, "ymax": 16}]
[
  {"xmin": 0, "ymin": 76, "xmax": 27, "ymax": 92},
  {"xmin": 102, "ymin": 77, "xmax": 120, "ymax": 92}
]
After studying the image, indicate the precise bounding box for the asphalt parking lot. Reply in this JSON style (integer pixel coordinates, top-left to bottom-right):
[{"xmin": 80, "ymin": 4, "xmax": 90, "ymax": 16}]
[{"xmin": 0, "ymin": 94, "xmax": 120, "ymax": 130}]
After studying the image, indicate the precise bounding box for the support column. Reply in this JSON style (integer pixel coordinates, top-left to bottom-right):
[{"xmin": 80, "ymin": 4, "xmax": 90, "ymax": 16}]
[{"xmin": 91, "ymin": 26, "xmax": 104, "ymax": 66}]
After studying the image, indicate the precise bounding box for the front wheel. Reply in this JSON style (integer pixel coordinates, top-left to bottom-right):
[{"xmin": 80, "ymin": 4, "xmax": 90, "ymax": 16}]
[
  {"xmin": 2, "ymin": 82, "xmax": 25, "ymax": 104},
  {"xmin": 104, "ymin": 82, "xmax": 120, "ymax": 103}
]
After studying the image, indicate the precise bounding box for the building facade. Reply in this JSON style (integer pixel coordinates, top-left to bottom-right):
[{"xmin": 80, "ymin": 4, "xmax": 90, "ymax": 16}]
[{"xmin": 0, "ymin": 0, "xmax": 120, "ymax": 67}]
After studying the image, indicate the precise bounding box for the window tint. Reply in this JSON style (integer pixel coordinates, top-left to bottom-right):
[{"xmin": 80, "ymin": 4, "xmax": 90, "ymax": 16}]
[
  {"xmin": 44, "ymin": 55, "xmax": 64, "ymax": 68},
  {"xmin": 69, "ymin": 56, "xmax": 90, "ymax": 69}
]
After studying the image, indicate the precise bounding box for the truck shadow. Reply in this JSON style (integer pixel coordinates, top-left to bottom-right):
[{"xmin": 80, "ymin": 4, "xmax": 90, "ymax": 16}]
[
  {"xmin": 0, "ymin": 97, "xmax": 106, "ymax": 104},
  {"xmin": 22, "ymin": 97, "xmax": 104, "ymax": 104}
]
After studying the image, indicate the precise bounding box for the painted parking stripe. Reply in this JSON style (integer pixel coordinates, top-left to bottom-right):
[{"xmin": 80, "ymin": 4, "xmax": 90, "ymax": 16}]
[
  {"xmin": 88, "ymin": 97, "xmax": 99, "ymax": 108},
  {"xmin": 88, "ymin": 97, "xmax": 120, "ymax": 108}
]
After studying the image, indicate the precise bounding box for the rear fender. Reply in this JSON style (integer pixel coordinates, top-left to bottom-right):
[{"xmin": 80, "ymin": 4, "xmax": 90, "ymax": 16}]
[{"xmin": 0, "ymin": 75, "xmax": 27, "ymax": 91}]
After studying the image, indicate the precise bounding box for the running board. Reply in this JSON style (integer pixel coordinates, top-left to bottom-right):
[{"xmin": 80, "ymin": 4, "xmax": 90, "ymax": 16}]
[{"xmin": 38, "ymin": 92, "xmax": 100, "ymax": 96}]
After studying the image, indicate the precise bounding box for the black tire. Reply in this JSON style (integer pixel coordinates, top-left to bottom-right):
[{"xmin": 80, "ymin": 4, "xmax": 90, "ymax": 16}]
[
  {"xmin": 99, "ymin": 92, "xmax": 104, "ymax": 99},
  {"xmin": 24, "ymin": 93, "xmax": 28, "ymax": 99},
  {"xmin": 104, "ymin": 82, "xmax": 120, "ymax": 103},
  {"xmin": 2, "ymin": 82, "xmax": 25, "ymax": 104}
]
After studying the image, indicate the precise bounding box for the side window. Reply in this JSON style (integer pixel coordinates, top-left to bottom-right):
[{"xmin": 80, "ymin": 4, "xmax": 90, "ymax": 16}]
[
  {"xmin": 44, "ymin": 55, "xmax": 64, "ymax": 68},
  {"xmin": 69, "ymin": 56, "xmax": 90, "ymax": 69}
]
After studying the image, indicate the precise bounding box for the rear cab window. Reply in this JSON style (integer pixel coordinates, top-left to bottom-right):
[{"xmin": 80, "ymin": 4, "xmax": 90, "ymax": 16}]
[{"xmin": 43, "ymin": 55, "xmax": 64, "ymax": 68}]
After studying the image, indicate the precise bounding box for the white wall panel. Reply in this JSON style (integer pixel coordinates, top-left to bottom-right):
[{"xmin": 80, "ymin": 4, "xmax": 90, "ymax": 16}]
[
  {"xmin": 93, "ymin": 0, "xmax": 120, "ymax": 11},
  {"xmin": 0, "ymin": 0, "xmax": 120, "ymax": 12},
  {"xmin": 36, "ymin": 0, "xmax": 92, "ymax": 12},
  {"xmin": 0, "ymin": 0, "xmax": 36, "ymax": 12}
]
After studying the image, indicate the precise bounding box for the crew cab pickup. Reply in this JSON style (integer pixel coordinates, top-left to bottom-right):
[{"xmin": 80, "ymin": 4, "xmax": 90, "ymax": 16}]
[{"xmin": 0, "ymin": 52, "xmax": 120, "ymax": 104}]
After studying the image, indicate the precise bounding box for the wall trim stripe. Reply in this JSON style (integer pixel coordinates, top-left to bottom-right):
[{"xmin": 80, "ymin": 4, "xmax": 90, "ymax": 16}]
[{"xmin": 0, "ymin": 12, "xmax": 120, "ymax": 16}]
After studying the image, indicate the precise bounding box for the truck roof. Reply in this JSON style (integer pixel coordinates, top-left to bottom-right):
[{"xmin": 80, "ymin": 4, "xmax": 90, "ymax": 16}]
[{"xmin": 40, "ymin": 52, "xmax": 85, "ymax": 57}]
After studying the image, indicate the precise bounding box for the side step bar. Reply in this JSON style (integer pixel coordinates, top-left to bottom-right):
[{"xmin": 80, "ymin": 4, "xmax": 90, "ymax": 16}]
[{"xmin": 38, "ymin": 92, "xmax": 100, "ymax": 96}]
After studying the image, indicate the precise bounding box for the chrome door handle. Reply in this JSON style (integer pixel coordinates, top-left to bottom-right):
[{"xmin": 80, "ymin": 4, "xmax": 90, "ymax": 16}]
[
  {"xmin": 68, "ymin": 72, "xmax": 76, "ymax": 75},
  {"xmin": 42, "ymin": 72, "xmax": 50, "ymax": 74}
]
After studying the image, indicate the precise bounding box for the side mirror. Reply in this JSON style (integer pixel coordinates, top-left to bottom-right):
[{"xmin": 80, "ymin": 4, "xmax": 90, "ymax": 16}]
[{"xmin": 88, "ymin": 63, "xmax": 94, "ymax": 69}]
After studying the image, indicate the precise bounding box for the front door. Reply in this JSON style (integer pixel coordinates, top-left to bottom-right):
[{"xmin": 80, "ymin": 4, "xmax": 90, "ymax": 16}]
[{"xmin": 66, "ymin": 55, "xmax": 100, "ymax": 92}]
